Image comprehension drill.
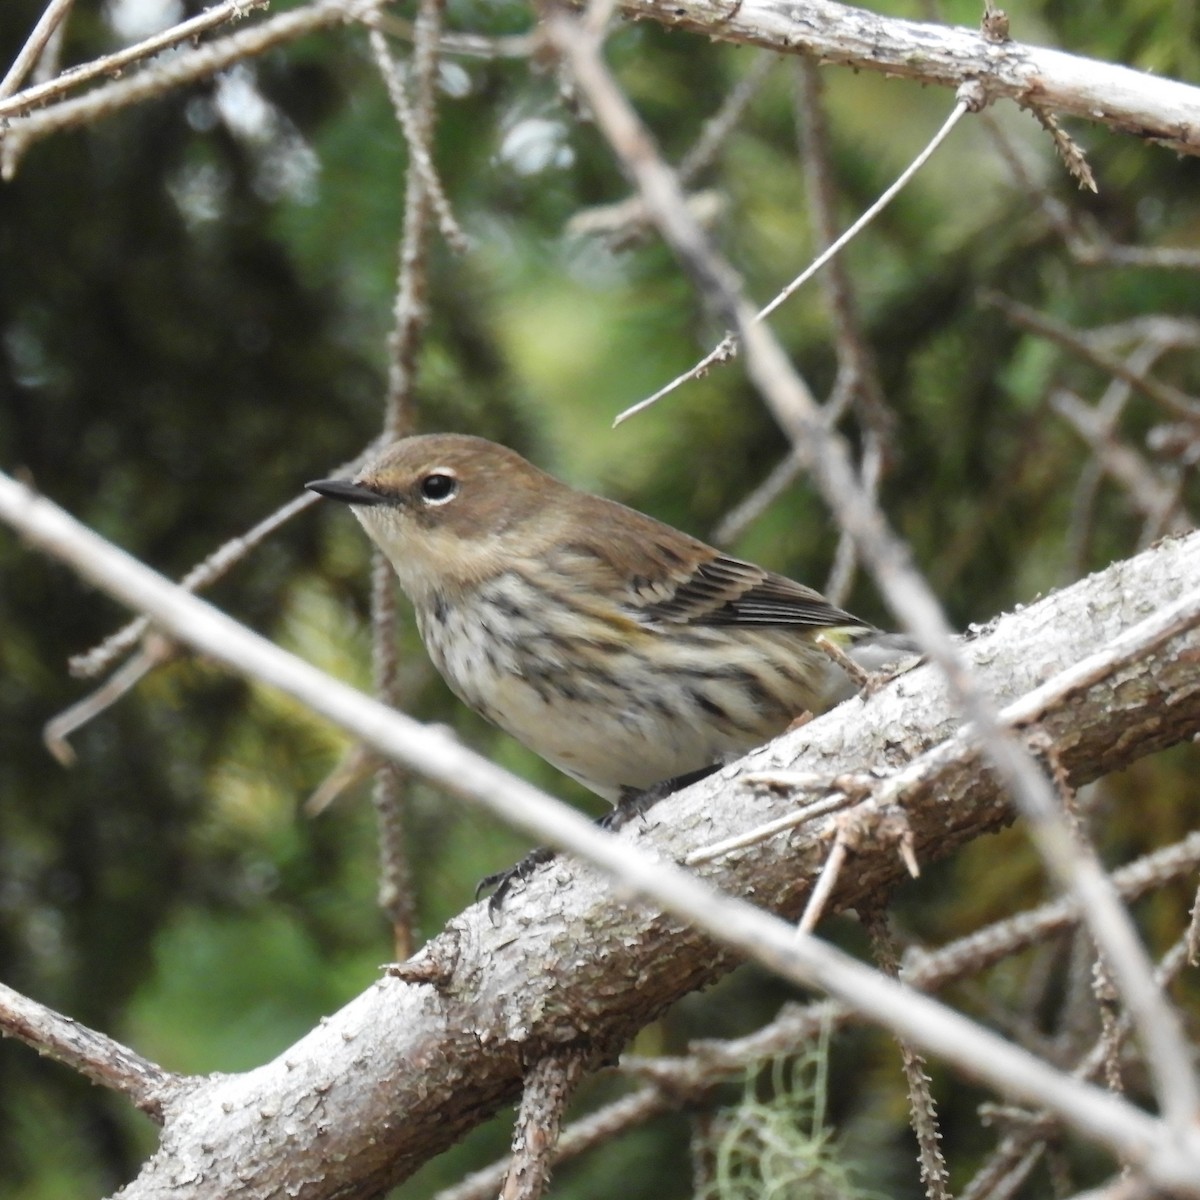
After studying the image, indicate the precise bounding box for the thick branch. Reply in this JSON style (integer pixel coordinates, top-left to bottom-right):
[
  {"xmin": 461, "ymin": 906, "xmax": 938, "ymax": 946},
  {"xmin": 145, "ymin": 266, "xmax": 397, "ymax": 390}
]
[{"xmin": 1, "ymin": 473, "xmax": 1199, "ymax": 1195}]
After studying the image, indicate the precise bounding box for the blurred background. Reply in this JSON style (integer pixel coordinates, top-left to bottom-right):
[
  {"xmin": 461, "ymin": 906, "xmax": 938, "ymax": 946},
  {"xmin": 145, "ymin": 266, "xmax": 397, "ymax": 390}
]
[{"xmin": 1, "ymin": 0, "xmax": 1198, "ymax": 1195}]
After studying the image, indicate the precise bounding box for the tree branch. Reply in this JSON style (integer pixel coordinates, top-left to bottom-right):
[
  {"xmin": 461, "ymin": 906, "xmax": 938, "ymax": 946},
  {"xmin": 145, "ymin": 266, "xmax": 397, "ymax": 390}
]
[
  {"xmin": 0, "ymin": 474, "xmax": 1199, "ymax": 1196},
  {"xmin": 616, "ymin": 0, "xmax": 1200, "ymax": 155},
  {"xmin": 0, "ymin": 982, "xmax": 177, "ymax": 1120}
]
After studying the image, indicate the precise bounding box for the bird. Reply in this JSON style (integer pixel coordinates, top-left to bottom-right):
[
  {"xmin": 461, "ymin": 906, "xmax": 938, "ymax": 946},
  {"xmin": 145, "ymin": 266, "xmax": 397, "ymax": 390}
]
[{"xmin": 307, "ymin": 433, "xmax": 910, "ymax": 904}]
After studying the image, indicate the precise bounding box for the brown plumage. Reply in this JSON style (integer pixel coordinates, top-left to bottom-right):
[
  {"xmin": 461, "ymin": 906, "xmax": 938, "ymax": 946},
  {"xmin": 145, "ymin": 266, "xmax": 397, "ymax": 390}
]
[{"xmin": 308, "ymin": 434, "xmax": 900, "ymax": 802}]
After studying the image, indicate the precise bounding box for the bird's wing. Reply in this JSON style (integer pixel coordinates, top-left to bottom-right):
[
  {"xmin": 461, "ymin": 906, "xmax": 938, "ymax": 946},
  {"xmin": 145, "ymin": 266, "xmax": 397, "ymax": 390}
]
[
  {"xmin": 564, "ymin": 494, "xmax": 870, "ymax": 632},
  {"xmin": 632, "ymin": 553, "xmax": 869, "ymax": 630}
]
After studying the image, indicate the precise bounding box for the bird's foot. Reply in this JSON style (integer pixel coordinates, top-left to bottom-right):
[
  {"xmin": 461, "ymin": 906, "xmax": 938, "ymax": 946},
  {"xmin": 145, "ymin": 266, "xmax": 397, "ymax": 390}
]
[
  {"xmin": 477, "ymin": 764, "xmax": 722, "ymax": 920},
  {"xmin": 476, "ymin": 845, "xmax": 556, "ymax": 919},
  {"xmin": 608, "ymin": 762, "xmax": 722, "ymax": 831}
]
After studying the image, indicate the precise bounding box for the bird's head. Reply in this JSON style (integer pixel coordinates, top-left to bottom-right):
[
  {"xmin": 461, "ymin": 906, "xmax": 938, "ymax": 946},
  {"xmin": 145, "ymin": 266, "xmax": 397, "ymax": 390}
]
[{"xmin": 307, "ymin": 434, "xmax": 567, "ymax": 600}]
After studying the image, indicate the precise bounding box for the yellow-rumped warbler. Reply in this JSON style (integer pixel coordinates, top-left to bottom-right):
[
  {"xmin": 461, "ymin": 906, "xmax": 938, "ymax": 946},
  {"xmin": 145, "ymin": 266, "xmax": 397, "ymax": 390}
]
[{"xmin": 308, "ymin": 434, "xmax": 910, "ymax": 900}]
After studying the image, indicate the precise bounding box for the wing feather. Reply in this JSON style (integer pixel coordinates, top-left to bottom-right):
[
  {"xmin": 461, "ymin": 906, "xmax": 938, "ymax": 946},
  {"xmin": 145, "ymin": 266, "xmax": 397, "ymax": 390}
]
[
  {"xmin": 561, "ymin": 495, "xmax": 871, "ymax": 633},
  {"xmin": 633, "ymin": 554, "xmax": 869, "ymax": 631}
]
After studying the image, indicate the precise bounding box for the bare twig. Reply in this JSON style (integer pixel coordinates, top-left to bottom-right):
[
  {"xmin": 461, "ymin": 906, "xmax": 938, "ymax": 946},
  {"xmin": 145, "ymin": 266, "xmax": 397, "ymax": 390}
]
[
  {"xmin": 1073, "ymin": 243, "xmax": 1200, "ymax": 271},
  {"xmin": 1, "ymin": 0, "xmax": 376, "ymax": 176},
  {"xmin": 794, "ymin": 57, "xmax": 894, "ymax": 445},
  {"xmin": 1184, "ymin": 890, "xmax": 1200, "ymax": 981},
  {"xmin": 710, "ymin": 448, "xmax": 803, "ymax": 546},
  {"xmin": 824, "ymin": 433, "xmax": 885, "ymax": 606},
  {"xmin": 64, "ymin": 453, "xmax": 385, "ymax": 764},
  {"xmin": 372, "ymin": 13, "xmax": 535, "ymax": 60},
  {"xmin": 1063, "ymin": 345, "xmax": 1163, "ymax": 580},
  {"xmin": 799, "ymin": 804, "xmax": 920, "ymax": 934},
  {"xmin": 435, "ymin": 1087, "xmax": 676, "ymax": 1200},
  {"xmin": 685, "ymin": 791, "xmax": 854, "ymax": 866},
  {"xmin": 864, "ymin": 907, "xmax": 952, "ymax": 1200},
  {"xmin": 798, "ymin": 837, "xmax": 848, "ymax": 935},
  {"xmin": 361, "ymin": 0, "xmax": 448, "ymax": 960},
  {"xmin": 983, "ymin": 292, "xmax": 1200, "ymax": 423},
  {"xmin": 0, "ymin": 0, "xmax": 77, "ymax": 99},
  {"xmin": 1051, "ymin": 389, "xmax": 1191, "ymax": 538},
  {"xmin": 0, "ymin": 0, "xmax": 269, "ymax": 119},
  {"xmin": 502, "ymin": 1054, "xmax": 585, "ymax": 1200},
  {"xmin": 366, "ymin": 19, "xmax": 469, "ymax": 254},
  {"xmin": 44, "ymin": 635, "xmax": 174, "ymax": 765},
  {"xmin": 1027, "ymin": 105, "xmax": 1097, "ymax": 193},
  {"xmin": 70, "ymin": 489, "xmax": 323, "ymax": 680},
  {"xmin": 568, "ymin": 48, "xmax": 775, "ymax": 247},
  {"xmin": 678, "ymin": 50, "xmax": 777, "ymax": 186},
  {"xmin": 0, "ymin": 980, "xmax": 178, "ymax": 1119},
  {"xmin": 612, "ymin": 97, "xmax": 971, "ymax": 425}
]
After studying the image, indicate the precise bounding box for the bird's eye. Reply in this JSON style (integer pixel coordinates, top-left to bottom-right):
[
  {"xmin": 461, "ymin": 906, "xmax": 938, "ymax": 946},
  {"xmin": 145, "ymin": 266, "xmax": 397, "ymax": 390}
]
[{"xmin": 419, "ymin": 472, "xmax": 458, "ymax": 505}]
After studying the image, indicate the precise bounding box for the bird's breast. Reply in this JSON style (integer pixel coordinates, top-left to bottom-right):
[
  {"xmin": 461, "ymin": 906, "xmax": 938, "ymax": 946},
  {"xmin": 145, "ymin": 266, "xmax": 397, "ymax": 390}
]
[{"xmin": 410, "ymin": 570, "xmax": 848, "ymax": 800}]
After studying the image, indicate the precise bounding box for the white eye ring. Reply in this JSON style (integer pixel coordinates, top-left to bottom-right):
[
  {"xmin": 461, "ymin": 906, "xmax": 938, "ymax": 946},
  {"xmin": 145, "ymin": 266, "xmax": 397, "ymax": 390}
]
[{"xmin": 418, "ymin": 470, "xmax": 459, "ymax": 505}]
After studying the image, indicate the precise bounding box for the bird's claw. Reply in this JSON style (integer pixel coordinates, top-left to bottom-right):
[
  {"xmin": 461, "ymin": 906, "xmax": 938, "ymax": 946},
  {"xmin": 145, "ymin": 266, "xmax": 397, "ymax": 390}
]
[
  {"xmin": 476, "ymin": 845, "xmax": 557, "ymax": 920},
  {"xmin": 477, "ymin": 763, "xmax": 720, "ymax": 920}
]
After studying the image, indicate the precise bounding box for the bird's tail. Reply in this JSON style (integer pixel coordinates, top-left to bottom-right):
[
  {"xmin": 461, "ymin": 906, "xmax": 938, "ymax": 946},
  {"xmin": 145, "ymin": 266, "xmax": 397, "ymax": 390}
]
[{"xmin": 822, "ymin": 628, "xmax": 922, "ymax": 707}]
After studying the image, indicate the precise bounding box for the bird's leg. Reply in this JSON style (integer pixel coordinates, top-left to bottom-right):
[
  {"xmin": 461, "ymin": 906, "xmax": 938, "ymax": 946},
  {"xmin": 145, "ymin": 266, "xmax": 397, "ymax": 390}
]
[
  {"xmin": 477, "ymin": 763, "xmax": 722, "ymax": 918},
  {"xmin": 604, "ymin": 763, "xmax": 722, "ymax": 831}
]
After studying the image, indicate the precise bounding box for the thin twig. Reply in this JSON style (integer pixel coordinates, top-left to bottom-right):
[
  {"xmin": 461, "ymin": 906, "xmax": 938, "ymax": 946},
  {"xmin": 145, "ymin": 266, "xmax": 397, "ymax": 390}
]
[
  {"xmin": 567, "ymin": 50, "xmax": 774, "ymax": 247},
  {"xmin": 684, "ymin": 792, "xmax": 853, "ymax": 866},
  {"xmin": 1, "ymin": 0, "xmax": 375, "ymax": 177},
  {"xmin": 372, "ymin": 13, "xmax": 535, "ymax": 60},
  {"xmin": 824, "ymin": 432, "xmax": 884, "ymax": 606},
  {"xmin": 710, "ymin": 448, "xmax": 803, "ymax": 546},
  {"xmin": 1051, "ymin": 389, "xmax": 1191, "ymax": 536},
  {"xmin": 983, "ymin": 291, "xmax": 1200, "ymax": 423},
  {"xmin": 362, "ymin": 0, "xmax": 448, "ymax": 960},
  {"xmin": 797, "ymin": 839, "xmax": 848, "ymax": 935},
  {"xmin": 44, "ymin": 636, "xmax": 173, "ymax": 766},
  {"xmin": 1189, "ymin": 885, "xmax": 1200, "ymax": 968},
  {"xmin": 70, "ymin": 489, "xmax": 325, "ymax": 679},
  {"xmin": 366, "ymin": 20, "xmax": 469, "ymax": 254},
  {"xmin": 864, "ymin": 907, "xmax": 952, "ymax": 1200},
  {"xmin": 1062, "ymin": 345, "xmax": 1162, "ymax": 581},
  {"xmin": 678, "ymin": 50, "xmax": 777, "ymax": 186},
  {"xmin": 715, "ymin": 57, "xmax": 901, "ymax": 598},
  {"xmin": 612, "ymin": 98, "xmax": 970, "ymax": 426},
  {"xmin": 0, "ymin": 980, "xmax": 179, "ymax": 1119},
  {"xmin": 1026, "ymin": 105, "xmax": 1098, "ymax": 193},
  {"xmin": 0, "ymin": 0, "xmax": 269, "ymax": 118},
  {"xmin": 794, "ymin": 57, "xmax": 894, "ymax": 445},
  {"xmin": 434, "ymin": 1088, "xmax": 676, "ymax": 1200},
  {"xmin": 0, "ymin": 0, "xmax": 77, "ymax": 99}
]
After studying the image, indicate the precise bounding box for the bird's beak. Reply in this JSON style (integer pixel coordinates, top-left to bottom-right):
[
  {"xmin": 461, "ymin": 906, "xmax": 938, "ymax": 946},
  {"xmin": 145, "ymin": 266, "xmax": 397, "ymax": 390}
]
[{"xmin": 305, "ymin": 478, "xmax": 388, "ymax": 506}]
